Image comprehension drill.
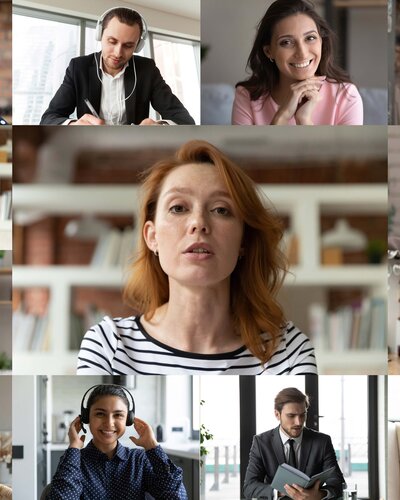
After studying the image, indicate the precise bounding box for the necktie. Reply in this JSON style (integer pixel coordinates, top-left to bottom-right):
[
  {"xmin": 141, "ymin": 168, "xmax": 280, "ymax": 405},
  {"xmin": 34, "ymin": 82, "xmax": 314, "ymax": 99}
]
[{"xmin": 288, "ymin": 439, "xmax": 297, "ymax": 469}]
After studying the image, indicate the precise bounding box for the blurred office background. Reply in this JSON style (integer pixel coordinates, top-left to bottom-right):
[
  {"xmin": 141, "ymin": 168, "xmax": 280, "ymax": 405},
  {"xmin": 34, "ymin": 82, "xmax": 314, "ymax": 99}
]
[
  {"xmin": 12, "ymin": 126, "xmax": 387, "ymax": 375},
  {"xmin": 201, "ymin": 0, "xmax": 387, "ymax": 125},
  {"xmin": 389, "ymin": 0, "xmax": 400, "ymax": 124},
  {"xmin": 0, "ymin": 376, "xmax": 11, "ymax": 492},
  {"xmin": 388, "ymin": 375, "xmax": 400, "ymax": 500},
  {"xmin": 388, "ymin": 128, "xmax": 400, "ymax": 375},
  {"xmin": 200, "ymin": 375, "xmax": 387, "ymax": 500},
  {"xmin": 12, "ymin": 375, "xmax": 199, "ymax": 500},
  {"xmin": 0, "ymin": 128, "xmax": 11, "ymax": 374},
  {"xmin": 12, "ymin": 0, "xmax": 200, "ymax": 124},
  {"xmin": 0, "ymin": 0, "xmax": 11, "ymax": 123}
]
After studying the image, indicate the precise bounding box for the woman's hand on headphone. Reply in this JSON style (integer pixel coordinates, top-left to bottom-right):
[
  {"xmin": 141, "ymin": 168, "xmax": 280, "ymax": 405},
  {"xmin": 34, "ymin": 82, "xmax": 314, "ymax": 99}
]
[
  {"xmin": 68, "ymin": 416, "xmax": 86, "ymax": 449},
  {"xmin": 271, "ymin": 76, "xmax": 325, "ymax": 125},
  {"xmin": 129, "ymin": 417, "xmax": 158, "ymax": 451}
]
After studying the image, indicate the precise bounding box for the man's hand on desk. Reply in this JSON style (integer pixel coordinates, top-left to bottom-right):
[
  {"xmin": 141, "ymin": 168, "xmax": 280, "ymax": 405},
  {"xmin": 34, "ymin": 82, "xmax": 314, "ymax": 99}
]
[{"xmin": 69, "ymin": 114, "xmax": 105, "ymax": 125}]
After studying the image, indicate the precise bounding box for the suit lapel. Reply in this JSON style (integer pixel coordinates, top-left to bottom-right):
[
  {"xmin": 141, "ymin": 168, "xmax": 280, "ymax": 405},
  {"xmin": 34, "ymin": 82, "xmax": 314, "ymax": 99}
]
[
  {"xmin": 88, "ymin": 52, "xmax": 102, "ymax": 115},
  {"xmin": 272, "ymin": 426, "xmax": 286, "ymax": 464},
  {"xmin": 299, "ymin": 428, "xmax": 312, "ymax": 471},
  {"xmin": 124, "ymin": 59, "xmax": 137, "ymax": 124}
]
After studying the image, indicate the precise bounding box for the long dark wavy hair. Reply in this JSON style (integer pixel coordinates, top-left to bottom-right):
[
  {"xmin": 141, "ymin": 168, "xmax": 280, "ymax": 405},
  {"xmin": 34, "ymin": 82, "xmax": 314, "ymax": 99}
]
[{"xmin": 236, "ymin": 0, "xmax": 352, "ymax": 101}]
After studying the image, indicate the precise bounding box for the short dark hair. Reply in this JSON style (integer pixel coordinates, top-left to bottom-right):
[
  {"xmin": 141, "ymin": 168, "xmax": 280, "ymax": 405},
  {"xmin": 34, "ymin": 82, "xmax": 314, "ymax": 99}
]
[
  {"xmin": 237, "ymin": 0, "xmax": 351, "ymax": 100},
  {"xmin": 274, "ymin": 387, "xmax": 310, "ymax": 413},
  {"xmin": 102, "ymin": 8, "xmax": 143, "ymax": 37},
  {"xmin": 86, "ymin": 384, "xmax": 129, "ymax": 415}
]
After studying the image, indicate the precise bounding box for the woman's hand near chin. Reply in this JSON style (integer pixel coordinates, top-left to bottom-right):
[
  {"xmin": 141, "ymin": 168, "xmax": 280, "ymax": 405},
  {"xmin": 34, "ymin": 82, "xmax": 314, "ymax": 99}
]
[
  {"xmin": 271, "ymin": 76, "xmax": 325, "ymax": 125},
  {"xmin": 294, "ymin": 84, "xmax": 323, "ymax": 125}
]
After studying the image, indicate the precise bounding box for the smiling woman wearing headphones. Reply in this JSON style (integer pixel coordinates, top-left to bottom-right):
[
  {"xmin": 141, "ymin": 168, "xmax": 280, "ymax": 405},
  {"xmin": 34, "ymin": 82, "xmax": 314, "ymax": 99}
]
[
  {"xmin": 40, "ymin": 7, "xmax": 194, "ymax": 126},
  {"xmin": 48, "ymin": 384, "xmax": 187, "ymax": 500}
]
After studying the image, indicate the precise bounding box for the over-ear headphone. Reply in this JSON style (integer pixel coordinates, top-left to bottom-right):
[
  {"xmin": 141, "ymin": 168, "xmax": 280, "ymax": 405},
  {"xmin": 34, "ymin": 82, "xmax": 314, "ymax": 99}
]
[
  {"xmin": 95, "ymin": 6, "xmax": 148, "ymax": 53},
  {"xmin": 80, "ymin": 384, "xmax": 135, "ymax": 434}
]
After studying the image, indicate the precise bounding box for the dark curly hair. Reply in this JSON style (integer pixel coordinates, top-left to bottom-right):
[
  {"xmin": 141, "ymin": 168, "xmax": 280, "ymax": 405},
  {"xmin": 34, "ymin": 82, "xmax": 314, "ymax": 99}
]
[{"xmin": 236, "ymin": 0, "xmax": 351, "ymax": 100}]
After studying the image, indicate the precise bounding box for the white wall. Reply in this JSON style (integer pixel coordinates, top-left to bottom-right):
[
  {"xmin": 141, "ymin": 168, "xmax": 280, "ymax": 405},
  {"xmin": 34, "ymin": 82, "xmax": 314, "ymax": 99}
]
[
  {"xmin": 348, "ymin": 8, "xmax": 387, "ymax": 88},
  {"xmin": 0, "ymin": 376, "xmax": 11, "ymax": 430},
  {"xmin": 201, "ymin": 0, "xmax": 269, "ymax": 86},
  {"xmin": 15, "ymin": 0, "xmax": 200, "ymax": 38},
  {"xmin": 13, "ymin": 376, "xmax": 38, "ymax": 500}
]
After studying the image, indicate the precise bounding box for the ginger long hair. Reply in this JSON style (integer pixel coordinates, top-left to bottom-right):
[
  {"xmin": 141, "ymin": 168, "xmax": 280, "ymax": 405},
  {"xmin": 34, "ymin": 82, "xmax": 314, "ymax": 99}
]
[
  {"xmin": 123, "ymin": 140, "xmax": 287, "ymax": 364},
  {"xmin": 237, "ymin": 0, "xmax": 352, "ymax": 101}
]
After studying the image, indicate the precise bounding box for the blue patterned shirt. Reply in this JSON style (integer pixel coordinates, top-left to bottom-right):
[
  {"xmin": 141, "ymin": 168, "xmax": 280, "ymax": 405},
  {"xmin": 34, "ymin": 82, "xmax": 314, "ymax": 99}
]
[{"xmin": 49, "ymin": 440, "xmax": 188, "ymax": 499}]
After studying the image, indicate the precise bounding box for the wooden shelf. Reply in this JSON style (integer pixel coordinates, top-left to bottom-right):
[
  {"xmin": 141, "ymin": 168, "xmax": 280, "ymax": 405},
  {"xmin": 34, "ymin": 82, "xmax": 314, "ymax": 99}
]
[
  {"xmin": 13, "ymin": 352, "xmax": 78, "ymax": 376},
  {"xmin": 316, "ymin": 349, "xmax": 388, "ymax": 374},
  {"xmin": 0, "ymin": 163, "xmax": 11, "ymax": 178},
  {"xmin": 334, "ymin": 0, "xmax": 386, "ymax": 6}
]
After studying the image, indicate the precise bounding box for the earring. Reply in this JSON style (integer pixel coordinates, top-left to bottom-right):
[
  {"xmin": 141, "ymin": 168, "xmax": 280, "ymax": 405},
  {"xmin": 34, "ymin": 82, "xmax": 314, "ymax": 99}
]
[
  {"xmin": 269, "ymin": 57, "xmax": 274, "ymax": 63},
  {"xmin": 154, "ymin": 250, "xmax": 159, "ymax": 257}
]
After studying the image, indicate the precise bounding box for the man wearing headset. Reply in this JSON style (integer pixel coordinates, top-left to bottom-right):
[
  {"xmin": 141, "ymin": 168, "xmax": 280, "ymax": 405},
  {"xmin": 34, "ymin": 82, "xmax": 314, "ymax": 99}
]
[{"xmin": 40, "ymin": 7, "xmax": 195, "ymax": 125}]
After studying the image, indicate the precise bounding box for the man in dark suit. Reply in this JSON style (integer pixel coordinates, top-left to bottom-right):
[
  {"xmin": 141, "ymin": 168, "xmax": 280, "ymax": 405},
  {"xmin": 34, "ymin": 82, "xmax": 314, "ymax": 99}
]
[
  {"xmin": 40, "ymin": 7, "xmax": 195, "ymax": 126},
  {"xmin": 244, "ymin": 388, "xmax": 345, "ymax": 500}
]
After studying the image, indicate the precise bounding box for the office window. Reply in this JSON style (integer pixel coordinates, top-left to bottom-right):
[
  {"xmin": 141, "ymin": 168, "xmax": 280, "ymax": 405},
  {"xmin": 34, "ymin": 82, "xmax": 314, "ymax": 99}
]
[
  {"xmin": 319, "ymin": 376, "xmax": 368, "ymax": 498},
  {"xmin": 152, "ymin": 34, "xmax": 200, "ymax": 124},
  {"xmin": 13, "ymin": 9, "xmax": 81, "ymax": 124},
  {"xmin": 200, "ymin": 376, "xmax": 240, "ymax": 500},
  {"xmin": 388, "ymin": 376, "xmax": 400, "ymax": 419}
]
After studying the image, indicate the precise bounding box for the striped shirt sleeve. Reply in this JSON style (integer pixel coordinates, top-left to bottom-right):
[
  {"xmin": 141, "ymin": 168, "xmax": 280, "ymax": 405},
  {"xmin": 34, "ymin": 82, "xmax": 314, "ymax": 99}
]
[{"xmin": 77, "ymin": 317, "xmax": 119, "ymax": 374}]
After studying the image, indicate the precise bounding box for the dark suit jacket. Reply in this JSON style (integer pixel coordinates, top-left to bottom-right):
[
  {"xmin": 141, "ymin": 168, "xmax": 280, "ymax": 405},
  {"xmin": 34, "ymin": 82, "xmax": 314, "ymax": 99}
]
[
  {"xmin": 243, "ymin": 427, "xmax": 345, "ymax": 500},
  {"xmin": 40, "ymin": 53, "xmax": 195, "ymax": 125}
]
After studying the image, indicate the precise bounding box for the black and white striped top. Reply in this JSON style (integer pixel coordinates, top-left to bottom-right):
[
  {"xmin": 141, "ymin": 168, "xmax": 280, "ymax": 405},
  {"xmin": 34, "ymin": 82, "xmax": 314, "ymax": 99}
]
[{"xmin": 77, "ymin": 316, "xmax": 317, "ymax": 375}]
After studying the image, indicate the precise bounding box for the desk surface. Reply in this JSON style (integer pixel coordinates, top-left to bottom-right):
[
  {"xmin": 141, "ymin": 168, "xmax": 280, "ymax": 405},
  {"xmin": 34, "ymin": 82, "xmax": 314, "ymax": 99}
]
[{"xmin": 389, "ymin": 354, "xmax": 400, "ymax": 375}]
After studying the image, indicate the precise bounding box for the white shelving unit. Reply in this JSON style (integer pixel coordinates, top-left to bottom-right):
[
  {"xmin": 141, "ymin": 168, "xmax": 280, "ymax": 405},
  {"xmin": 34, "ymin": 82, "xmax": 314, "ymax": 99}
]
[
  {"xmin": 0, "ymin": 163, "xmax": 12, "ymax": 250},
  {"xmin": 13, "ymin": 183, "xmax": 387, "ymax": 375}
]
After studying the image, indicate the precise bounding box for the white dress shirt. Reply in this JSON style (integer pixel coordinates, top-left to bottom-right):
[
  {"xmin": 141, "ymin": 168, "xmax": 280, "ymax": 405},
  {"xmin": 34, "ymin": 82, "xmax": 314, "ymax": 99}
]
[{"xmin": 99, "ymin": 57, "xmax": 128, "ymax": 125}]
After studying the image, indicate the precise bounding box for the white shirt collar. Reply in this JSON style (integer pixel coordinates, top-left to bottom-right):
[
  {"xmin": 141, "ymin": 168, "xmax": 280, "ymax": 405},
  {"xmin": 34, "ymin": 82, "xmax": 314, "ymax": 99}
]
[
  {"xmin": 279, "ymin": 426, "xmax": 303, "ymax": 446},
  {"xmin": 99, "ymin": 56, "xmax": 129, "ymax": 79}
]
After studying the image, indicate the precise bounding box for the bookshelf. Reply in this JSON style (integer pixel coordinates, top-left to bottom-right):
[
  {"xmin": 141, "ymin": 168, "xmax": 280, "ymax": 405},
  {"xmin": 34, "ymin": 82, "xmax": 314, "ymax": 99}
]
[
  {"xmin": 0, "ymin": 162, "xmax": 11, "ymax": 250},
  {"xmin": 13, "ymin": 183, "xmax": 387, "ymax": 375}
]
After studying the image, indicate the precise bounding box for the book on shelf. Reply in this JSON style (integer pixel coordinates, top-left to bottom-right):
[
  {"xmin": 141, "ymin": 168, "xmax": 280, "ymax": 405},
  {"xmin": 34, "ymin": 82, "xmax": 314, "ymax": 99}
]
[
  {"xmin": 91, "ymin": 226, "xmax": 135, "ymax": 267},
  {"xmin": 308, "ymin": 297, "xmax": 386, "ymax": 351},
  {"xmin": 271, "ymin": 463, "xmax": 336, "ymax": 495},
  {"xmin": 13, "ymin": 309, "xmax": 50, "ymax": 351},
  {"xmin": 0, "ymin": 190, "xmax": 11, "ymax": 220}
]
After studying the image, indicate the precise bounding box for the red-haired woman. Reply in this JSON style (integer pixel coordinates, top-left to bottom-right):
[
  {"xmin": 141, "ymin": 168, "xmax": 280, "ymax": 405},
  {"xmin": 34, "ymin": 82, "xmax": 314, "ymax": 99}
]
[{"xmin": 78, "ymin": 140, "xmax": 317, "ymax": 375}]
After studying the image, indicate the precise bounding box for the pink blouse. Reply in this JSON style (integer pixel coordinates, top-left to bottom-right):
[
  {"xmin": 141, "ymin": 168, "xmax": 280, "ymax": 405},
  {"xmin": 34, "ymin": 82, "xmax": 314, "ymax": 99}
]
[{"xmin": 232, "ymin": 81, "xmax": 363, "ymax": 125}]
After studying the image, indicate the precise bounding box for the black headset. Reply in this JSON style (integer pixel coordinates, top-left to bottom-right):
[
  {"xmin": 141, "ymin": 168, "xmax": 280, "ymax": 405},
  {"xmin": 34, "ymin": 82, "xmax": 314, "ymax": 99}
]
[{"xmin": 80, "ymin": 384, "xmax": 135, "ymax": 433}]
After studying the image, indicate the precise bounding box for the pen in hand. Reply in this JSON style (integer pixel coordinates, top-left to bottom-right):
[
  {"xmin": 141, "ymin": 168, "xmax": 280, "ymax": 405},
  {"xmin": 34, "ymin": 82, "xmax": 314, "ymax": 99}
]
[{"xmin": 84, "ymin": 98, "xmax": 100, "ymax": 119}]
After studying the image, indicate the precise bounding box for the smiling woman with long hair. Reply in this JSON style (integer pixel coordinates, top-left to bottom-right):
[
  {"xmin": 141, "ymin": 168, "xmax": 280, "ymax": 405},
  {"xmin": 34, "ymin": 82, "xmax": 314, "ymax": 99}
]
[
  {"xmin": 77, "ymin": 140, "xmax": 317, "ymax": 375},
  {"xmin": 232, "ymin": 0, "xmax": 363, "ymax": 125}
]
